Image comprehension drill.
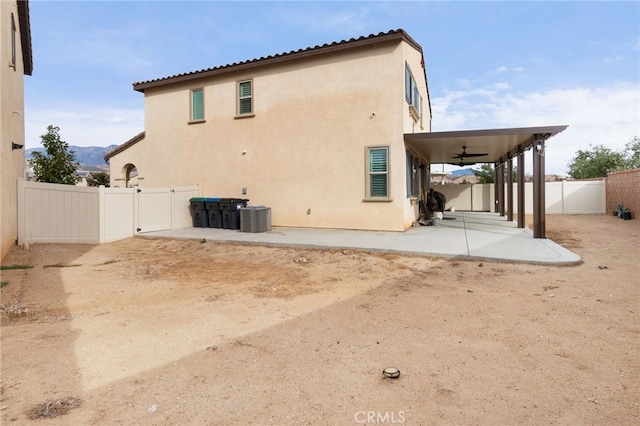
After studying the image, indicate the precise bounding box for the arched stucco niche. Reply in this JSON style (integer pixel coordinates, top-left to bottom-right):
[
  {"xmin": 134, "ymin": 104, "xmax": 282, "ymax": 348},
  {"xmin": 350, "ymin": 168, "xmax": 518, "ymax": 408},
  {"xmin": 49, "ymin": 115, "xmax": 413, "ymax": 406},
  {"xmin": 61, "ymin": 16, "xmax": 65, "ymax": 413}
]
[{"xmin": 122, "ymin": 163, "xmax": 139, "ymax": 188}]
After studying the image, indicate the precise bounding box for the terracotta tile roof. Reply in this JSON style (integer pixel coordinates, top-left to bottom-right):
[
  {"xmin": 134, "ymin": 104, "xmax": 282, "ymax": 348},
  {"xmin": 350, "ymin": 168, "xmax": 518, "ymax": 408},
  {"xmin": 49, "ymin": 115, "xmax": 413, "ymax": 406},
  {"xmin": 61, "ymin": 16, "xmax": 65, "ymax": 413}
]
[
  {"xmin": 133, "ymin": 28, "xmax": 422, "ymax": 92},
  {"xmin": 104, "ymin": 131, "xmax": 145, "ymax": 161}
]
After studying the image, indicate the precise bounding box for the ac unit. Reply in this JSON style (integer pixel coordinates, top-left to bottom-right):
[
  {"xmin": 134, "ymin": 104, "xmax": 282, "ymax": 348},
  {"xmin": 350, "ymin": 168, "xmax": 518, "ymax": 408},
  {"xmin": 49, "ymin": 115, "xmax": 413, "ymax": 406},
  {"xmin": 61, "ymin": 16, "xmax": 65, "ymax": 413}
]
[{"xmin": 240, "ymin": 206, "xmax": 271, "ymax": 233}]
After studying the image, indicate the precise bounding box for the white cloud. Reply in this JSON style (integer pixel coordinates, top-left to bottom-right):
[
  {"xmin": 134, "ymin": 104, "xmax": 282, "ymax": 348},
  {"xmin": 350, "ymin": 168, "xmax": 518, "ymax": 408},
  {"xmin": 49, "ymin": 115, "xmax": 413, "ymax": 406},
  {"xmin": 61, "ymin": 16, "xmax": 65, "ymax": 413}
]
[
  {"xmin": 431, "ymin": 82, "xmax": 639, "ymax": 175},
  {"xmin": 493, "ymin": 65, "xmax": 524, "ymax": 74},
  {"xmin": 25, "ymin": 106, "xmax": 144, "ymax": 151},
  {"xmin": 604, "ymin": 55, "xmax": 625, "ymax": 63},
  {"xmin": 490, "ymin": 82, "xmax": 511, "ymax": 90},
  {"xmin": 268, "ymin": 4, "xmax": 371, "ymax": 36}
]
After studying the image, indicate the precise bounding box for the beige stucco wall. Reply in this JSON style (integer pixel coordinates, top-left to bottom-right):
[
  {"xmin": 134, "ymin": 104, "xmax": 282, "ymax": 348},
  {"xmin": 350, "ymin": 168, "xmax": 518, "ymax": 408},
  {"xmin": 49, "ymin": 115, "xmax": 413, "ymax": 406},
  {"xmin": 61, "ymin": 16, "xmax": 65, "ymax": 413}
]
[
  {"xmin": 0, "ymin": 0, "xmax": 27, "ymax": 260},
  {"xmin": 109, "ymin": 37, "xmax": 431, "ymax": 231},
  {"xmin": 401, "ymin": 42, "xmax": 431, "ymax": 228}
]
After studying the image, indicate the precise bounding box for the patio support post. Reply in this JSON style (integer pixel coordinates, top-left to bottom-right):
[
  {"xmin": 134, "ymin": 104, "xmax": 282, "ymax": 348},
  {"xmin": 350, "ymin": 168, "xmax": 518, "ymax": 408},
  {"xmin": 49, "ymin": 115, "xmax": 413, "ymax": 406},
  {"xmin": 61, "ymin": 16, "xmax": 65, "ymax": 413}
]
[
  {"xmin": 497, "ymin": 162, "xmax": 505, "ymax": 216},
  {"xmin": 506, "ymin": 157, "xmax": 514, "ymax": 221},
  {"xmin": 493, "ymin": 163, "xmax": 499, "ymax": 213},
  {"xmin": 517, "ymin": 147, "xmax": 525, "ymax": 228},
  {"xmin": 532, "ymin": 136, "xmax": 546, "ymax": 238}
]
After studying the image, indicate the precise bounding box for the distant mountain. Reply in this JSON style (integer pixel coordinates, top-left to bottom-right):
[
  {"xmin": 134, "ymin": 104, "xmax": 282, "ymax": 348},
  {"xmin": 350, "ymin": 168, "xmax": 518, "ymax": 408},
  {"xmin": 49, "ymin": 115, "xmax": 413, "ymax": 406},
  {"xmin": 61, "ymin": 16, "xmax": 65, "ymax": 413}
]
[
  {"xmin": 450, "ymin": 168, "xmax": 475, "ymax": 177},
  {"xmin": 26, "ymin": 145, "xmax": 118, "ymax": 167}
]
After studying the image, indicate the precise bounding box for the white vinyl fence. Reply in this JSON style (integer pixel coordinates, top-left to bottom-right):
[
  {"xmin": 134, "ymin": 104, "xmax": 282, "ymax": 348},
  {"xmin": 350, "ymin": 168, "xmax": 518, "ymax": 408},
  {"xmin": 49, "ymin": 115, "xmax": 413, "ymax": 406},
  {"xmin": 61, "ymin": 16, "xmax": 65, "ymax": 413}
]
[
  {"xmin": 433, "ymin": 180, "xmax": 606, "ymax": 214},
  {"xmin": 17, "ymin": 179, "xmax": 200, "ymax": 245}
]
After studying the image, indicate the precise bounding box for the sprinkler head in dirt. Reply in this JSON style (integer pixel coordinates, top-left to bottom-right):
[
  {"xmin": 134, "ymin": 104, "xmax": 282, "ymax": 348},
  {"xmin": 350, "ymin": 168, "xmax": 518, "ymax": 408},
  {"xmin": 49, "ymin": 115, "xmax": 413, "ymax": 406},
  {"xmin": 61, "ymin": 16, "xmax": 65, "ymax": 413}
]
[{"xmin": 383, "ymin": 367, "xmax": 400, "ymax": 379}]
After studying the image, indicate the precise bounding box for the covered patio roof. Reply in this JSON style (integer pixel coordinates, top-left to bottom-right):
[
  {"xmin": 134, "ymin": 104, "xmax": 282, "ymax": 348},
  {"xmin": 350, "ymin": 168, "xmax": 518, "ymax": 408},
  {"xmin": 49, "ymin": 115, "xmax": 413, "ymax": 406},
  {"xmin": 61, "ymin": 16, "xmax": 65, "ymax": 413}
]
[
  {"xmin": 404, "ymin": 125, "xmax": 568, "ymax": 165},
  {"xmin": 405, "ymin": 125, "xmax": 569, "ymax": 240}
]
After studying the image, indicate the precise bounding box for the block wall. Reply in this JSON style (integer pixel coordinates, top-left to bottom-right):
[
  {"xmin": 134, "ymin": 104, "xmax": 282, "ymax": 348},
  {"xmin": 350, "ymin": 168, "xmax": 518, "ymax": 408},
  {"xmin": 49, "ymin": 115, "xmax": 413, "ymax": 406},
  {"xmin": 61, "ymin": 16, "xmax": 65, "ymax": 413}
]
[{"xmin": 606, "ymin": 169, "xmax": 640, "ymax": 217}]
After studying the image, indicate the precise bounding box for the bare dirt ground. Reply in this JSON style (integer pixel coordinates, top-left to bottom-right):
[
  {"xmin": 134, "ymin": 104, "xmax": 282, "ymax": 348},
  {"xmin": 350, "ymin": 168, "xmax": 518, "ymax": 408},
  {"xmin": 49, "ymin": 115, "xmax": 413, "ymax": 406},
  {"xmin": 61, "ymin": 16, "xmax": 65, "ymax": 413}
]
[{"xmin": 1, "ymin": 214, "xmax": 638, "ymax": 425}]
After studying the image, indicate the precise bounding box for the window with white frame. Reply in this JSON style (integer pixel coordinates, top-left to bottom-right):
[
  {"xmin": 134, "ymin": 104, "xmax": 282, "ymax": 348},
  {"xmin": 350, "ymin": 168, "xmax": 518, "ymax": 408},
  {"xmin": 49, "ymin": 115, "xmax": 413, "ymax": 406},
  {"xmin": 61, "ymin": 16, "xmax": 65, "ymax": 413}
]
[
  {"xmin": 190, "ymin": 88, "xmax": 204, "ymax": 122},
  {"xmin": 366, "ymin": 146, "xmax": 389, "ymax": 199},
  {"xmin": 405, "ymin": 62, "xmax": 421, "ymax": 122},
  {"xmin": 237, "ymin": 80, "xmax": 253, "ymax": 116}
]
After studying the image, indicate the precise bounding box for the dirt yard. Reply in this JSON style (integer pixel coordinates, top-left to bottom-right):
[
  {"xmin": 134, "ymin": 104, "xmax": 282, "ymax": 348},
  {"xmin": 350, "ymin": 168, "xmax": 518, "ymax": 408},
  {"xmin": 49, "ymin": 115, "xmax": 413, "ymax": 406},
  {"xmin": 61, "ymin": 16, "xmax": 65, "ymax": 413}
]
[{"xmin": 1, "ymin": 214, "xmax": 638, "ymax": 425}]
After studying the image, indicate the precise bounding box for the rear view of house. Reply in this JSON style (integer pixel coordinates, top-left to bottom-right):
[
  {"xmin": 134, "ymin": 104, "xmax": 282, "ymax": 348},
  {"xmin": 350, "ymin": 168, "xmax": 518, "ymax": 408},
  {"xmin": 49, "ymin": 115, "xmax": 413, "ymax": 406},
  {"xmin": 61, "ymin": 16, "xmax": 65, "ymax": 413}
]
[{"xmin": 106, "ymin": 29, "xmax": 432, "ymax": 231}]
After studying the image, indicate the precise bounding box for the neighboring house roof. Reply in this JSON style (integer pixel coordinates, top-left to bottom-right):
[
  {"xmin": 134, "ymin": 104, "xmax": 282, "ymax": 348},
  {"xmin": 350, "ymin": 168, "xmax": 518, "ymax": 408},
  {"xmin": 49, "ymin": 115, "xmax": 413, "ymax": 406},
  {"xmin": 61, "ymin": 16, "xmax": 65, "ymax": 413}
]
[
  {"xmin": 104, "ymin": 131, "xmax": 145, "ymax": 161},
  {"xmin": 133, "ymin": 29, "xmax": 426, "ymax": 93},
  {"xmin": 17, "ymin": 0, "xmax": 33, "ymax": 75}
]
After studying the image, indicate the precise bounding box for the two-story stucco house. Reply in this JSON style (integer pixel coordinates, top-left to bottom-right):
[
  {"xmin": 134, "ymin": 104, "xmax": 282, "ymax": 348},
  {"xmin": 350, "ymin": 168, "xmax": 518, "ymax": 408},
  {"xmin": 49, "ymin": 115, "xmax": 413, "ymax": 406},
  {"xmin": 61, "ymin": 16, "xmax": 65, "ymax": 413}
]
[
  {"xmin": 1, "ymin": 0, "xmax": 32, "ymax": 260},
  {"xmin": 105, "ymin": 29, "xmax": 566, "ymax": 235},
  {"xmin": 106, "ymin": 30, "xmax": 432, "ymax": 232}
]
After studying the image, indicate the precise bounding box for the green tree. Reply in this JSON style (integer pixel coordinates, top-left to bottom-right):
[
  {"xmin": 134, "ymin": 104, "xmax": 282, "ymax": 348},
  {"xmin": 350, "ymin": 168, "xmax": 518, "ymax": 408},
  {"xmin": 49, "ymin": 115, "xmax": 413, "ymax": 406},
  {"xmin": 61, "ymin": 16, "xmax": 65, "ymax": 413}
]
[
  {"xmin": 473, "ymin": 163, "xmax": 495, "ymax": 184},
  {"xmin": 623, "ymin": 136, "xmax": 640, "ymax": 169},
  {"xmin": 29, "ymin": 125, "xmax": 79, "ymax": 185},
  {"xmin": 86, "ymin": 171, "xmax": 110, "ymax": 187},
  {"xmin": 567, "ymin": 144, "xmax": 626, "ymax": 179},
  {"xmin": 473, "ymin": 163, "xmax": 518, "ymax": 184}
]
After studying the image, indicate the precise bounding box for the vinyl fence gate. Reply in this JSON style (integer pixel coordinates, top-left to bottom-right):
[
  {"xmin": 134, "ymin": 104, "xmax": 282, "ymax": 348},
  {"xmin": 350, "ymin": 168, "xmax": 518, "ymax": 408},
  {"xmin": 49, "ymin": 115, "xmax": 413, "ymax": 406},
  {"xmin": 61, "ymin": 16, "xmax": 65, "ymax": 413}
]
[{"xmin": 17, "ymin": 180, "xmax": 200, "ymax": 245}]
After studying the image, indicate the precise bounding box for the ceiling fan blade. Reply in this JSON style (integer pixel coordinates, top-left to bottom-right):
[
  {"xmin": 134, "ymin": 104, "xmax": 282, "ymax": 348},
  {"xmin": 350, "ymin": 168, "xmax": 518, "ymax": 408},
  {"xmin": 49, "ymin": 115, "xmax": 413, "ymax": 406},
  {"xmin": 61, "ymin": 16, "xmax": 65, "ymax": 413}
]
[
  {"xmin": 460, "ymin": 152, "xmax": 489, "ymax": 158},
  {"xmin": 448, "ymin": 162, "xmax": 476, "ymax": 167},
  {"xmin": 452, "ymin": 145, "xmax": 489, "ymax": 159}
]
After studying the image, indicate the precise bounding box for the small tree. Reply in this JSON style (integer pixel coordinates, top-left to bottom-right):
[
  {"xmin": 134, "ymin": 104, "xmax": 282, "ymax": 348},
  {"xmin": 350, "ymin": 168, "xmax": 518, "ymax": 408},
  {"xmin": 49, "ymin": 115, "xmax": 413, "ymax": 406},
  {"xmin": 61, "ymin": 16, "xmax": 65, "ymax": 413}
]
[
  {"xmin": 86, "ymin": 171, "xmax": 110, "ymax": 187},
  {"xmin": 29, "ymin": 125, "xmax": 80, "ymax": 185},
  {"xmin": 473, "ymin": 163, "xmax": 518, "ymax": 184},
  {"xmin": 567, "ymin": 144, "xmax": 626, "ymax": 179},
  {"xmin": 623, "ymin": 136, "xmax": 640, "ymax": 170},
  {"xmin": 473, "ymin": 163, "xmax": 495, "ymax": 184}
]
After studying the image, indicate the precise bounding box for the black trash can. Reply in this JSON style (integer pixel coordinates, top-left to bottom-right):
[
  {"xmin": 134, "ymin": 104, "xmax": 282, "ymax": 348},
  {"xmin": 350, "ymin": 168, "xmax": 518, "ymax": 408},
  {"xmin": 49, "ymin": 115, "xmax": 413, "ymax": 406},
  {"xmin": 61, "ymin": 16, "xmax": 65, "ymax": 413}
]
[
  {"xmin": 189, "ymin": 197, "xmax": 209, "ymax": 228},
  {"xmin": 205, "ymin": 197, "xmax": 222, "ymax": 228},
  {"xmin": 220, "ymin": 198, "xmax": 249, "ymax": 230}
]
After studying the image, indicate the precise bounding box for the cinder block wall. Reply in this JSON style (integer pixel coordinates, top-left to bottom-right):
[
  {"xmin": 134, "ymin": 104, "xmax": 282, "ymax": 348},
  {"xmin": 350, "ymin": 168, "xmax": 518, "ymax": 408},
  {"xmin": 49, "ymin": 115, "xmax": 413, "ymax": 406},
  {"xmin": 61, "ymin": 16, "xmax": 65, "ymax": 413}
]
[{"xmin": 606, "ymin": 169, "xmax": 640, "ymax": 216}]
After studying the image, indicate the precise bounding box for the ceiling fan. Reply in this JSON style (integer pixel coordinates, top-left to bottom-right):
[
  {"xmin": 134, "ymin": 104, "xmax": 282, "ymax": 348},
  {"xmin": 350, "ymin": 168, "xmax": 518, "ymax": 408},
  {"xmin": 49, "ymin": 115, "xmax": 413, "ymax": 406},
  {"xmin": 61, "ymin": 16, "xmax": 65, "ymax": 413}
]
[
  {"xmin": 452, "ymin": 145, "xmax": 488, "ymax": 160},
  {"xmin": 448, "ymin": 161, "xmax": 477, "ymax": 167}
]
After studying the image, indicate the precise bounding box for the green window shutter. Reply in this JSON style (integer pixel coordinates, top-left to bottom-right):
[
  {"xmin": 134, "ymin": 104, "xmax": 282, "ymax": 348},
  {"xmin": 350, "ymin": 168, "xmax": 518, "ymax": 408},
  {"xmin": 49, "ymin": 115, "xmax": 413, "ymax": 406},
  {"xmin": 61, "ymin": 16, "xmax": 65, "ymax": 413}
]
[
  {"xmin": 369, "ymin": 148, "xmax": 388, "ymax": 197},
  {"xmin": 239, "ymin": 98, "xmax": 252, "ymax": 114},
  {"xmin": 239, "ymin": 81, "xmax": 252, "ymax": 97},
  {"xmin": 370, "ymin": 148, "xmax": 388, "ymax": 173},
  {"xmin": 191, "ymin": 89, "xmax": 204, "ymax": 120},
  {"xmin": 371, "ymin": 175, "xmax": 388, "ymax": 197},
  {"xmin": 238, "ymin": 81, "xmax": 253, "ymax": 114}
]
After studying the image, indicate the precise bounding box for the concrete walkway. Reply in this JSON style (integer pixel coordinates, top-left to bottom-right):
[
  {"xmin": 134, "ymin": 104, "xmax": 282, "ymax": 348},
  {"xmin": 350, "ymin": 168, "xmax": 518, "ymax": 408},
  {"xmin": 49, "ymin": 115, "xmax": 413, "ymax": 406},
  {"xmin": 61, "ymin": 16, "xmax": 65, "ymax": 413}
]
[{"xmin": 139, "ymin": 211, "xmax": 582, "ymax": 265}]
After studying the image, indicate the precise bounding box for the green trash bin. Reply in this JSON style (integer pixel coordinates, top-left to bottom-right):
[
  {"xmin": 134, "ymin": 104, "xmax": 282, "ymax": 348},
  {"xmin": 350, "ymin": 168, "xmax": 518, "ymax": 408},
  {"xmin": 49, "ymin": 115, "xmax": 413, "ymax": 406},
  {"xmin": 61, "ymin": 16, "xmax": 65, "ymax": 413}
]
[{"xmin": 189, "ymin": 197, "xmax": 209, "ymax": 228}]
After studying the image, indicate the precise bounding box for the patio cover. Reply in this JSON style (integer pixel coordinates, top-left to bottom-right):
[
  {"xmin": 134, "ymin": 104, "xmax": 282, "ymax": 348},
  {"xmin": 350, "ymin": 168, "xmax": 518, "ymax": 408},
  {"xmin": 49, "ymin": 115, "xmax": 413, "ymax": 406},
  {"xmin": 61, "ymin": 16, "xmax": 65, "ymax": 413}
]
[
  {"xmin": 404, "ymin": 125, "xmax": 568, "ymax": 165},
  {"xmin": 404, "ymin": 125, "xmax": 568, "ymax": 239}
]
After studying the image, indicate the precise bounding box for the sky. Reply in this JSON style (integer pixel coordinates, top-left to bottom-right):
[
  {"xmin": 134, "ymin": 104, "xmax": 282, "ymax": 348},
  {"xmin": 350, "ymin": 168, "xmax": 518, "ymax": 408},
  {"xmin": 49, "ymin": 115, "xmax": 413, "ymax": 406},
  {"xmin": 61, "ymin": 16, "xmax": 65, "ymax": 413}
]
[{"xmin": 23, "ymin": 0, "xmax": 640, "ymax": 175}]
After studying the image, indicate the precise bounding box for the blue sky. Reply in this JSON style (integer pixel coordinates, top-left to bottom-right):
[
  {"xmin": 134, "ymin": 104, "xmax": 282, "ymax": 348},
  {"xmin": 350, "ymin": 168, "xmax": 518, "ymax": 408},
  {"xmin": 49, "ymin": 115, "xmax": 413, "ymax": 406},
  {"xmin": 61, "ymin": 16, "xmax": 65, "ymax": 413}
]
[{"xmin": 24, "ymin": 1, "xmax": 639, "ymax": 175}]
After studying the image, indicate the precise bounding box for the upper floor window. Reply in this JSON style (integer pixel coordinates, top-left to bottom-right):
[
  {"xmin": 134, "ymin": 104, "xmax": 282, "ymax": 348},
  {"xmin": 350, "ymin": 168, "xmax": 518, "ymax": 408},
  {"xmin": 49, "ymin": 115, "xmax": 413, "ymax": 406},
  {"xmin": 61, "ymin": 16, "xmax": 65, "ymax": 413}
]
[
  {"xmin": 190, "ymin": 88, "xmax": 204, "ymax": 122},
  {"xmin": 405, "ymin": 62, "xmax": 421, "ymax": 122},
  {"xmin": 11, "ymin": 13, "xmax": 17, "ymax": 68},
  {"xmin": 237, "ymin": 80, "xmax": 253, "ymax": 116}
]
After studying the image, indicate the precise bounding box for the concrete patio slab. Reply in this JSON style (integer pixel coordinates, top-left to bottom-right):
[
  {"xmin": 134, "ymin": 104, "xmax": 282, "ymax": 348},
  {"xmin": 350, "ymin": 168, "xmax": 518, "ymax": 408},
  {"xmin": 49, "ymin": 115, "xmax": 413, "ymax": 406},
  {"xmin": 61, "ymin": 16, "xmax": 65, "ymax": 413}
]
[{"xmin": 138, "ymin": 211, "xmax": 582, "ymax": 265}]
